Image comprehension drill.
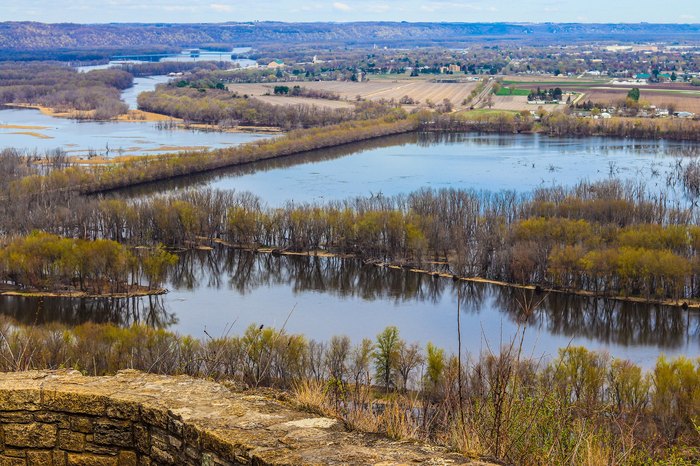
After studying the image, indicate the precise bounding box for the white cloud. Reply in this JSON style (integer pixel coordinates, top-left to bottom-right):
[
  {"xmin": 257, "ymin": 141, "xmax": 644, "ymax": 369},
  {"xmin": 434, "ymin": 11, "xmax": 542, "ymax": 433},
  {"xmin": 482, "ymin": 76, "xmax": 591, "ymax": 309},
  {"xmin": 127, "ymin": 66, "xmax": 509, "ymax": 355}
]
[
  {"xmin": 210, "ymin": 3, "xmax": 235, "ymax": 13},
  {"xmin": 419, "ymin": 2, "xmax": 494, "ymax": 13},
  {"xmin": 333, "ymin": 2, "xmax": 352, "ymax": 12},
  {"xmin": 367, "ymin": 4, "xmax": 391, "ymax": 13}
]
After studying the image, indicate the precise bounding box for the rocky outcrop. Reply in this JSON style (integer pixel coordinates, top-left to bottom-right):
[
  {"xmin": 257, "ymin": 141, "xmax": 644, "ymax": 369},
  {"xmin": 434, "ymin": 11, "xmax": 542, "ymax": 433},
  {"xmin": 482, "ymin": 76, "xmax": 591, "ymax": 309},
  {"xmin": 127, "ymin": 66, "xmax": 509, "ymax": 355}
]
[{"xmin": 0, "ymin": 370, "xmax": 486, "ymax": 465}]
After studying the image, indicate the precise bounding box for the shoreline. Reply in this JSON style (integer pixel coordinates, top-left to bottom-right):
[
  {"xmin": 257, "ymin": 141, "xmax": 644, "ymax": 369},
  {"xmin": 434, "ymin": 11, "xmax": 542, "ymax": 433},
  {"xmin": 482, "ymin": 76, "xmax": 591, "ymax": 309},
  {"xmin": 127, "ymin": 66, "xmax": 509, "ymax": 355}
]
[
  {"xmin": 3, "ymin": 103, "xmax": 175, "ymax": 122},
  {"xmin": 3, "ymin": 103, "xmax": 283, "ymax": 133},
  {"xmin": 0, "ymin": 287, "xmax": 167, "ymax": 299}
]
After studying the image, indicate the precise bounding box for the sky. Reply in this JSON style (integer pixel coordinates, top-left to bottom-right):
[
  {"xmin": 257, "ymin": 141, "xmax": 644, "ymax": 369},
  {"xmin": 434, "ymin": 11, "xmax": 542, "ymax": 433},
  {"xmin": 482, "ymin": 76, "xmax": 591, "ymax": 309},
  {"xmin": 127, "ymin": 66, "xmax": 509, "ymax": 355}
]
[{"xmin": 2, "ymin": 0, "xmax": 699, "ymax": 24}]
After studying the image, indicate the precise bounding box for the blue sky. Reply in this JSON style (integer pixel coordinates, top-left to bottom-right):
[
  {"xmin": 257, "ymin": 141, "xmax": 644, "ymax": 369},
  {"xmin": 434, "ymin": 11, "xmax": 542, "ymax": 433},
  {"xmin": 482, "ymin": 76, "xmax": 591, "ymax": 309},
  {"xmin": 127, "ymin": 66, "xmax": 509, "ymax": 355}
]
[{"xmin": 3, "ymin": 0, "xmax": 699, "ymax": 23}]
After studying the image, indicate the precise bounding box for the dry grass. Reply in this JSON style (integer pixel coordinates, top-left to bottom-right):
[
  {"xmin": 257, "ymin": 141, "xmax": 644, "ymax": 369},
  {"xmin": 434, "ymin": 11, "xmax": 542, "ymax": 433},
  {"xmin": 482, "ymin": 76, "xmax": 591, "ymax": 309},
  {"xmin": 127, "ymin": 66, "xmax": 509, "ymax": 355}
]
[
  {"xmin": 292, "ymin": 380, "xmax": 336, "ymax": 417},
  {"xmin": 116, "ymin": 109, "xmax": 178, "ymax": 122},
  {"xmin": 292, "ymin": 381, "xmax": 421, "ymax": 442},
  {"xmin": 0, "ymin": 123, "xmax": 50, "ymax": 130},
  {"xmin": 181, "ymin": 123, "xmax": 282, "ymax": 133},
  {"xmin": 252, "ymin": 95, "xmax": 354, "ymax": 109},
  {"xmin": 489, "ymin": 95, "xmax": 567, "ymax": 112},
  {"xmin": 141, "ymin": 145, "xmax": 209, "ymax": 152},
  {"xmin": 4, "ymin": 103, "xmax": 175, "ymax": 122},
  {"xmin": 502, "ymin": 75, "xmax": 607, "ymax": 85},
  {"xmin": 4, "ymin": 103, "xmax": 76, "ymax": 118},
  {"xmin": 7, "ymin": 131, "xmax": 53, "ymax": 139}
]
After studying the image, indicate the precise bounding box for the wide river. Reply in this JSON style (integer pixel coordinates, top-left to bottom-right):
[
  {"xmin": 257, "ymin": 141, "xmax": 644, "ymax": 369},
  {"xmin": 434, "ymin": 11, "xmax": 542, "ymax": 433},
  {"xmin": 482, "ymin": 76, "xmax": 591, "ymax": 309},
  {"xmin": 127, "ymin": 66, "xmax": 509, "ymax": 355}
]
[{"xmin": 3, "ymin": 128, "xmax": 700, "ymax": 366}]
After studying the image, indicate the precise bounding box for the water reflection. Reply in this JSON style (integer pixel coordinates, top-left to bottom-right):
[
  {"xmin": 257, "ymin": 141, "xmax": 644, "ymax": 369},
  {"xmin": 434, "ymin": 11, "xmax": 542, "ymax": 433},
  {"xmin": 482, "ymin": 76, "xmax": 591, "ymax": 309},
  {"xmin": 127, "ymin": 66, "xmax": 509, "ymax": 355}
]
[
  {"xmin": 116, "ymin": 132, "xmax": 421, "ymax": 199},
  {"xmin": 0, "ymin": 294, "xmax": 176, "ymax": 329},
  {"xmin": 2, "ymin": 248, "xmax": 697, "ymax": 365},
  {"xmin": 115, "ymin": 132, "xmax": 700, "ymax": 207}
]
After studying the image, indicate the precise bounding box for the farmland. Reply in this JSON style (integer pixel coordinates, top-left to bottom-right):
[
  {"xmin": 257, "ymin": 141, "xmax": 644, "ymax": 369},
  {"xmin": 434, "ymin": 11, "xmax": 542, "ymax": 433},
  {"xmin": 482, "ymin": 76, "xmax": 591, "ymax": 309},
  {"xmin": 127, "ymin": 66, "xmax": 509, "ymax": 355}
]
[
  {"xmin": 227, "ymin": 77, "xmax": 479, "ymax": 108},
  {"xmin": 583, "ymin": 88, "xmax": 700, "ymax": 112},
  {"xmin": 497, "ymin": 75, "xmax": 700, "ymax": 112}
]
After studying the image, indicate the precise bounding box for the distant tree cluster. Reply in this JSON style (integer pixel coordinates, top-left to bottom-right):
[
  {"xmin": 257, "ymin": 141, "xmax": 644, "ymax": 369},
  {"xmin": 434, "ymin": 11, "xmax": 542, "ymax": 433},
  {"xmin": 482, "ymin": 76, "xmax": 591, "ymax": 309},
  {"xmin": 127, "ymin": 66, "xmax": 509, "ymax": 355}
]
[
  {"xmin": 271, "ymin": 85, "xmax": 340, "ymax": 100},
  {"xmin": 0, "ymin": 62, "xmax": 132, "ymax": 119},
  {"xmin": 116, "ymin": 60, "xmax": 235, "ymax": 77},
  {"xmin": 528, "ymin": 87, "xmax": 563, "ymax": 101}
]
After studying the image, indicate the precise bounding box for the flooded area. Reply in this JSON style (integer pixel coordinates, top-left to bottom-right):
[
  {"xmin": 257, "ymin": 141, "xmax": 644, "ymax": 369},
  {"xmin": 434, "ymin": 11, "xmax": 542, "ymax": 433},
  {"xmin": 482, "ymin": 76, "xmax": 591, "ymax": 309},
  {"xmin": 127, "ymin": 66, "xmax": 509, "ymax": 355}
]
[
  {"xmin": 2, "ymin": 248, "xmax": 697, "ymax": 367},
  {"xmin": 121, "ymin": 132, "xmax": 700, "ymax": 206},
  {"xmin": 0, "ymin": 107, "xmax": 271, "ymax": 156},
  {"xmin": 2, "ymin": 67, "xmax": 700, "ymax": 364},
  {"xmin": 0, "ymin": 74, "xmax": 270, "ymax": 156}
]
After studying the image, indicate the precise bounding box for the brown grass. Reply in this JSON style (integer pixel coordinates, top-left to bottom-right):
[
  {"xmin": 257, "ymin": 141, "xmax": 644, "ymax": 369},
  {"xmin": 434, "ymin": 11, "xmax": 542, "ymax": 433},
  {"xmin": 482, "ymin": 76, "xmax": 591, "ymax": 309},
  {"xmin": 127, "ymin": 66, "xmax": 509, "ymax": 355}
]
[
  {"xmin": 489, "ymin": 95, "xmax": 568, "ymax": 112},
  {"xmin": 141, "ymin": 145, "xmax": 210, "ymax": 152},
  {"xmin": 182, "ymin": 123, "xmax": 282, "ymax": 133},
  {"xmin": 0, "ymin": 123, "xmax": 51, "ymax": 130},
  {"xmin": 5, "ymin": 103, "xmax": 176, "ymax": 122},
  {"xmin": 7, "ymin": 131, "xmax": 53, "ymax": 139},
  {"xmin": 253, "ymin": 95, "xmax": 354, "ymax": 109},
  {"xmin": 116, "ymin": 109, "xmax": 180, "ymax": 122}
]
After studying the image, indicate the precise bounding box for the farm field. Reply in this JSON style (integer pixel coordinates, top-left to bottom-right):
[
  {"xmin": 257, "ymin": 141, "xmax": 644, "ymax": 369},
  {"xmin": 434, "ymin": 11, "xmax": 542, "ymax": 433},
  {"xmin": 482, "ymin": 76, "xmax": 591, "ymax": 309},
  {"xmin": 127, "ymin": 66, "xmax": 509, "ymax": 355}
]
[
  {"xmin": 227, "ymin": 78, "xmax": 479, "ymax": 108},
  {"xmin": 584, "ymin": 89, "xmax": 700, "ymax": 112},
  {"xmin": 251, "ymin": 94, "xmax": 354, "ymax": 109},
  {"xmin": 499, "ymin": 75, "xmax": 700, "ymax": 112}
]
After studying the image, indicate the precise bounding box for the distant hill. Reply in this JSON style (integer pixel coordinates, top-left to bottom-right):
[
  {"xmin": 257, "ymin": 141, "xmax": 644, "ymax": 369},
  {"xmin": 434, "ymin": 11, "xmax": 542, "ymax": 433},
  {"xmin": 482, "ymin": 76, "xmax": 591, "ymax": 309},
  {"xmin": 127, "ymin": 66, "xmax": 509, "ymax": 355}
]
[{"xmin": 2, "ymin": 21, "xmax": 700, "ymax": 51}]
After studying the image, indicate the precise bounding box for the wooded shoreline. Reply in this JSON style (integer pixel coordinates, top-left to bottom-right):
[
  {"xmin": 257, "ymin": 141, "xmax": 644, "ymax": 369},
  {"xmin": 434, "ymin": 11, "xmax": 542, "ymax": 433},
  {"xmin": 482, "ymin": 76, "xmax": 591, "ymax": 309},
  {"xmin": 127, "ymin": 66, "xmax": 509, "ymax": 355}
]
[{"xmin": 219, "ymin": 242, "xmax": 700, "ymax": 310}]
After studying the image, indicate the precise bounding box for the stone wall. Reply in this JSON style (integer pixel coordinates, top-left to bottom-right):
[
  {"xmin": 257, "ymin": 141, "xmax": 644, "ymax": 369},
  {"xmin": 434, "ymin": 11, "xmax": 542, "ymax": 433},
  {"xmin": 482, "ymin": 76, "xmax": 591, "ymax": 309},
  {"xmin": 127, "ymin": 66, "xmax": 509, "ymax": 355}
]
[{"xmin": 0, "ymin": 370, "xmax": 485, "ymax": 465}]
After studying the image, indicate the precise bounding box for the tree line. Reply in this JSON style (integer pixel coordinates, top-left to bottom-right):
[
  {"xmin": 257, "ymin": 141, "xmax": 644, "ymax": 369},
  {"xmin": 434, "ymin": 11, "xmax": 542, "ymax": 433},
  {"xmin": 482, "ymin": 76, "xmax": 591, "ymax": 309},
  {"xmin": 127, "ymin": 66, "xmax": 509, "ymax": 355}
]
[
  {"xmin": 10, "ymin": 115, "xmax": 418, "ymax": 198},
  {"xmin": 4, "ymin": 177, "xmax": 700, "ymax": 302},
  {"xmin": 0, "ymin": 318, "xmax": 697, "ymax": 465},
  {"xmin": 422, "ymin": 110, "xmax": 700, "ymax": 141}
]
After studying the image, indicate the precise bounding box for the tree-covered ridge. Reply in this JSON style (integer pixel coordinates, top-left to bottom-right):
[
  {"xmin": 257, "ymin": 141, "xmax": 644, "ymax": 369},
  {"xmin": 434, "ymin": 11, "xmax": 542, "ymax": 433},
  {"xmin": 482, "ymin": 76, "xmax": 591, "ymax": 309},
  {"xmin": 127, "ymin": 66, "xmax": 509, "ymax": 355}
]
[{"xmin": 4, "ymin": 22, "xmax": 700, "ymax": 50}]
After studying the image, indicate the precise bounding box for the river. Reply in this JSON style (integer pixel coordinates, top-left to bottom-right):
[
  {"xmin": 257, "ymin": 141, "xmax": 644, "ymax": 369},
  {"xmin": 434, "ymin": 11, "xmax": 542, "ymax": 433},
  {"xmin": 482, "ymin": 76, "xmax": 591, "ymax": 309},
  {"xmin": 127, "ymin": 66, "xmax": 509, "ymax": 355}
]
[{"xmin": 1, "ymin": 71, "xmax": 700, "ymax": 365}]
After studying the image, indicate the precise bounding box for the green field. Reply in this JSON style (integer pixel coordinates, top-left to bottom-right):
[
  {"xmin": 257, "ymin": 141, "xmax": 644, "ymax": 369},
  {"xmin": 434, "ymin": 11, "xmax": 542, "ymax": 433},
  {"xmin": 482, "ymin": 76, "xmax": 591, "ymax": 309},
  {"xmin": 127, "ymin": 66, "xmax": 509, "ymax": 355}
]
[
  {"xmin": 494, "ymin": 87, "xmax": 531, "ymax": 96},
  {"xmin": 459, "ymin": 109, "xmax": 521, "ymax": 117}
]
